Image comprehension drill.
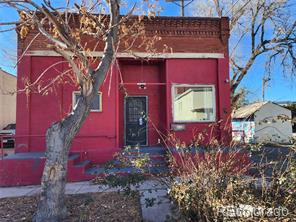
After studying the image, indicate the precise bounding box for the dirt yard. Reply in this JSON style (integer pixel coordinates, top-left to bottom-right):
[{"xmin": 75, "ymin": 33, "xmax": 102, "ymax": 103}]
[{"xmin": 0, "ymin": 192, "xmax": 142, "ymax": 222}]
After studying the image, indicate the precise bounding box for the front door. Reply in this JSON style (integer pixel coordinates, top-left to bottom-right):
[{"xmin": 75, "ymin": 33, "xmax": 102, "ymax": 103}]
[{"xmin": 124, "ymin": 96, "xmax": 148, "ymax": 146}]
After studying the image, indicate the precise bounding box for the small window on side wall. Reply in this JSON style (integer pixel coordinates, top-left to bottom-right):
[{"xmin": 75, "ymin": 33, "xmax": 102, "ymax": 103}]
[
  {"xmin": 73, "ymin": 91, "xmax": 102, "ymax": 112},
  {"xmin": 172, "ymin": 85, "xmax": 215, "ymax": 122}
]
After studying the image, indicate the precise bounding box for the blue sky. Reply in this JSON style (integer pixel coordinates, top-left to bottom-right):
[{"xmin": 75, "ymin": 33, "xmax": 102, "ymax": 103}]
[{"xmin": 0, "ymin": 0, "xmax": 295, "ymax": 103}]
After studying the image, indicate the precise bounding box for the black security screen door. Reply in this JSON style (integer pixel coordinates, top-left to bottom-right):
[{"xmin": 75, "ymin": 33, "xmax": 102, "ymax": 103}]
[{"xmin": 125, "ymin": 96, "xmax": 148, "ymax": 146}]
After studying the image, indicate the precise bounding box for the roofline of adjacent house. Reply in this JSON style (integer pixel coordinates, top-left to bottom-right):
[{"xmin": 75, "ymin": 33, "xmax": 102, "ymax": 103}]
[
  {"xmin": 271, "ymin": 101, "xmax": 295, "ymax": 109},
  {"xmin": 233, "ymin": 101, "xmax": 292, "ymax": 119},
  {"xmin": 275, "ymin": 101, "xmax": 296, "ymax": 105},
  {"xmin": 0, "ymin": 68, "xmax": 17, "ymax": 78}
]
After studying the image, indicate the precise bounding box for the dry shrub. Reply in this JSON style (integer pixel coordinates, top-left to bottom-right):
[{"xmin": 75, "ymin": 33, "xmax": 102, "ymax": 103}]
[{"xmin": 167, "ymin": 134, "xmax": 296, "ymax": 221}]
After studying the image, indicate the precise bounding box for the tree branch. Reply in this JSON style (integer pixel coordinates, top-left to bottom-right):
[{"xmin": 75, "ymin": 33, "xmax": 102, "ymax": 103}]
[{"xmin": 53, "ymin": 47, "xmax": 84, "ymax": 86}]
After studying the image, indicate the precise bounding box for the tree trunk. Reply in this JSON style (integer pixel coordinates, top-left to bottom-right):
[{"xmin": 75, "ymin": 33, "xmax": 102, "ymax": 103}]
[
  {"xmin": 33, "ymin": 123, "xmax": 70, "ymax": 221},
  {"xmin": 33, "ymin": 94, "xmax": 92, "ymax": 222},
  {"xmin": 32, "ymin": 1, "xmax": 119, "ymax": 221}
]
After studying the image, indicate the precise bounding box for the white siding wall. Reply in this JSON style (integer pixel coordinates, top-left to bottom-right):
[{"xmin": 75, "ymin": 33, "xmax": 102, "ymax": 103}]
[{"xmin": 254, "ymin": 103, "xmax": 293, "ymax": 143}]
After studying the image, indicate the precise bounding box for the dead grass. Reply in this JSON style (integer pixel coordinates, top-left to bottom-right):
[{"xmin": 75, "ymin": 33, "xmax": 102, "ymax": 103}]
[{"xmin": 0, "ymin": 192, "xmax": 142, "ymax": 222}]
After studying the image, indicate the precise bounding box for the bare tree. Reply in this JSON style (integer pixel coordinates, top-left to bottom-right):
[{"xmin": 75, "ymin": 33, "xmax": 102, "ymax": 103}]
[
  {"xmin": 0, "ymin": 0, "xmax": 161, "ymax": 221},
  {"xmin": 190, "ymin": 0, "xmax": 296, "ymax": 105},
  {"xmin": 232, "ymin": 86, "xmax": 249, "ymax": 109}
]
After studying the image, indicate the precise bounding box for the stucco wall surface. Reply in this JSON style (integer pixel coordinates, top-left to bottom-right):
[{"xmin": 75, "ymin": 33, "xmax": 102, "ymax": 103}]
[
  {"xmin": 254, "ymin": 103, "xmax": 293, "ymax": 143},
  {"xmin": 0, "ymin": 69, "xmax": 17, "ymax": 129}
]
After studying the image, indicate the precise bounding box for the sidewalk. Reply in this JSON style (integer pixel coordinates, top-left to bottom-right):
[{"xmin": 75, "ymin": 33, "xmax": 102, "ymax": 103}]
[{"xmin": 0, "ymin": 179, "xmax": 173, "ymax": 222}]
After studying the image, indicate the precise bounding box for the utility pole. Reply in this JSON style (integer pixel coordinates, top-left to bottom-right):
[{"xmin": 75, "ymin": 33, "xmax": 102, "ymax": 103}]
[
  {"xmin": 262, "ymin": 76, "xmax": 271, "ymax": 101},
  {"xmin": 165, "ymin": 0, "xmax": 194, "ymax": 17},
  {"xmin": 181, "ymin": 0, "xmax": 184, "ymax": 16}
]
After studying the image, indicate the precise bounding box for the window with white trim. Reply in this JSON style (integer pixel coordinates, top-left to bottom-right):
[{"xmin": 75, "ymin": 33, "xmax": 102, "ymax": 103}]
[
  {"xmin": 73, "ymin": 91, "xmax": 102, "ymax": 112},
  {"xmin": 172, "ymin": 85, "xmax": 215, "ymax": 122}
]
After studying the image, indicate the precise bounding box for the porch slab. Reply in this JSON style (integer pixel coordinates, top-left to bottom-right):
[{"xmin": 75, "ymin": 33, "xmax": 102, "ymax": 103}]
[
  {"xmin": 0, "ymin": 179, "xmax": 168, "ymax": 198},
  {"xmin": 64, "ymin": 181, "xmax": 87, "ymax": 194},
  {"xmin": 0, "ymin": 185, "xmax": 40, "ymax": 198},
  {"xmin": 3, "ymin": 152, "xmax": 45, "ymax": 160},
  {"xmin": 141, "ymin": 200, "xmax": 173, "ymax": 222}
]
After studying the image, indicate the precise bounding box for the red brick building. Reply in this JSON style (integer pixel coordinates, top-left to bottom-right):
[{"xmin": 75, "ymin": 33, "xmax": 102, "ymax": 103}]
[{"xmin": 0, "ymin": 16, "xmax": 231, "ymax": 186}]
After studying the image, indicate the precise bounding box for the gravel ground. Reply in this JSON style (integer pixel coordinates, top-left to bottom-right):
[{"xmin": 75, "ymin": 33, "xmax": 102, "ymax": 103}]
[{"xmin": 0, "ymin": 192, "xmax": 142, "ymax": 222}]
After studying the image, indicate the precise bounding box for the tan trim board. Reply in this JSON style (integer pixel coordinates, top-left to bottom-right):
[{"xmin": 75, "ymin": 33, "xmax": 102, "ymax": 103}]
[{"xmin": 26, "ymin": 50, "xmax": 225, "ymax": 59}]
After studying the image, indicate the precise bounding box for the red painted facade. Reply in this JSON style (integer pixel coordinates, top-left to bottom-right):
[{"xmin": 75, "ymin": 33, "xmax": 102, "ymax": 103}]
[{"xmin": 1, "ymin": 16, "xmax": 231, "ymax": 186}]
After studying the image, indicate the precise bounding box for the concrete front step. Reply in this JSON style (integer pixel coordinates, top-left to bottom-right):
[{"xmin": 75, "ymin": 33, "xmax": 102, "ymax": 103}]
[
  {"xmin": 86, "ymin": 167, "xmax": 142, "ymax": 175},
  {"xmin": 85, "ymin": 165, "xmax": 169, "ymax": 176},
  {"xmin": 2, "ymin": 152, "xmax": 45, "ymax": 159},
  {"xmin": 72, "ymin": 147, "xmax": 168, "ymax": 179},
  {"xmin": 0, "ymin": 147, "xmax": 169, "ymax": 186},
  {"xmin": 145, "ymin": 166, "xmax": 169, "ymax": 175},
  {"xmin": 69, "ymin": 153, "xmax": 80, "ymax": 160},
  {"xmin": 74, "ymin": 160, "xmax": 91, "ymax": 168},
  {"xmin": 107, "ymin": 159, "xmax": 167, "ymax": 168},
  {"xmin": 124, "ymin": 146, "xmax": 167, "ymax": 155},
  {"xmin": 147, "ymin": 159, "xmax": 168, "ymax": 167},
  {"xmin": 121, "ymin": 154, "xmax": 167, "ymax": 161},
  {"xmin": 68, "ymin": 153, "xmax": 81, "ymax": 166},
  {"xmin": 94, "ymin": 146, "xmax": 169, "ymax": 177}
]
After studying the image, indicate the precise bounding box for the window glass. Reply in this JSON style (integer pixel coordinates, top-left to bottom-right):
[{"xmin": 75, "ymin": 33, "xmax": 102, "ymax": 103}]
[
  {"xmin": 73, "ymin": 92, "xmax": 102, "ymax": 111},
  {"xmin": 173, "ymin": 86, "xmax": 215, "ymax": 122}
]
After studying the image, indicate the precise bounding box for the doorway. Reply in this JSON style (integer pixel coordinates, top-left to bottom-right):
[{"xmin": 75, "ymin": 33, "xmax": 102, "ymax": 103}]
[{"xmin": 124, "ymin": 96, "xmax": 148, "ymax": 146}]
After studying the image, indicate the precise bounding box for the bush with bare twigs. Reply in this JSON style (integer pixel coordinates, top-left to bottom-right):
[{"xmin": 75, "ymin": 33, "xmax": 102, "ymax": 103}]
[{"xmin": 167, "ymin": 133, "xmax": 296, "ymax": 221}]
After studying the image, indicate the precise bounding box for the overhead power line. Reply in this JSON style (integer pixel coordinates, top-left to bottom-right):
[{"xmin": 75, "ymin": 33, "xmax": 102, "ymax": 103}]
[{"xmin": 165, "ymin": 0, "xmax": 194, "ymax": 16}]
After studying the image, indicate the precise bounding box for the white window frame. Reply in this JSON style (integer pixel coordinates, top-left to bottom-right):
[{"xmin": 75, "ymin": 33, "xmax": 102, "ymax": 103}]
[
  {"xmin": 72, "ymin": 91, "xmax": 103, "ymax": 112},
  {"xmin": 172, "ymin": 84, "xmax": 216, "ymax": 123}
]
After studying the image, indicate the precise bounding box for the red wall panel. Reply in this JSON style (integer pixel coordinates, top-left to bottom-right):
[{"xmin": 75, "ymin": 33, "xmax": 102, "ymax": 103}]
[
  {"xmin": 15, "ymin": 55, "xmax": 31, "ymax": 152},
  {"xmin": 16, "ymin": 56, "xmax": 118, "ymax": 156},
  {"xmin": 165, "ymin": 58, "xmax": 231, "ymax": 146},
  {"xmin": 29, "ymin": 57, "xmax": 64, "ymax": 151},
  {"xmin": 15, "ymin": 56, "xmax": 231, "ymax": 160}
]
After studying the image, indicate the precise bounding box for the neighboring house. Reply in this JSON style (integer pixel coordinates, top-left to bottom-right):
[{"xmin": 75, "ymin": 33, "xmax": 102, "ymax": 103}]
[
  {"xmin": 1, "ymin": 16, "xmax": 231, "ymax": 186},
  {"xmin": 0, "ymin": 68, "xmax": 16, "ymax": 130},
  {"xmin": 232, "ymin": 101, "xmax": 293, "ymax": 144},
  {"xmin": 277, "ymin": 101, "xmax": 296, "ymax": 135}
]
